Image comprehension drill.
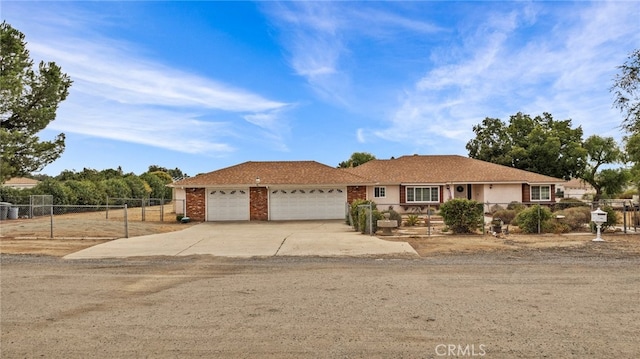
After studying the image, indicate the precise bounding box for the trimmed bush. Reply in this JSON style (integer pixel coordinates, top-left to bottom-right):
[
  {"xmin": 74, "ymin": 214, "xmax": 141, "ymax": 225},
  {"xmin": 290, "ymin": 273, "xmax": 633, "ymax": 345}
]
[
  {"xmin": 507, "ymin": 201, "xmax": 526, "ymax": 212},
  {"xmin": 489, "ymin": 203, "xmax": 505, "ymax": 214},
  {"xmin": 556, "ymin": 206, "xmax": 591, "ymax": 231},
  {"xmin": 440, "ymin": 199, "xmax": 483, "ymax": 234},
  {"xmin": 349, "ymin": 199, "xmax": 377, "ymax": 232},
  {"xmin": 359, "ymin": 209, "xmax": 383, "ymax": 234},
  {"xmin": 382, "ymin": 209, "xmax": 402, "ymax": 223},
  {"xmin": 556, "ymin": 197, "xmax": 589, "ymax": 211},
  {"xmin": 492, "ymin": 209, "xmax": 517, "ymax": 225},
  {"xmin": 514, "ymin": 205, "xmax": 553, "ymax": 234},
  {"xmin": 544, "ymin": 220, "xmax": 571, "ymax": 234}
]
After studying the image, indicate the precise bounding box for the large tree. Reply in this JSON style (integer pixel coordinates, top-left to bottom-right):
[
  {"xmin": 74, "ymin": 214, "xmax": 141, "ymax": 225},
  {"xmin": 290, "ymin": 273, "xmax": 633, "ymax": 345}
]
[
  {"xmin": 466, "ymin": 112, "xmax": 587, "ymax": 179},
  {"xmin": 612, "ymin": 49, "xmax": 640, "ymax": 132},
  {"xmin": 338, "ymin": 152, "xmax": 376, "ymax": 168},
  {"xmin": 581, "ymin": 135, "xmax": 628, "ymax": 201},
  {"xmin": 0, "ymin": 21, "xmax": 71, "ymax": 182}
]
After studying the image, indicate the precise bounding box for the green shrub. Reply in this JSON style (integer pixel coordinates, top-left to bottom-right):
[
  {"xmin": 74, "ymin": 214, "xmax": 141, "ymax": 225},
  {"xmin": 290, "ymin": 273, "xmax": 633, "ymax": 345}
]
[
  {"xmin": 556, "ymin": 206, "xmax": 591, "ymax": 231},
  {"xmin": 349, "ymin": 199, "xmax": 377, "ymax": 232},
  {"xmin": 440, "ymin": 199, "xmax": 483, "ymax": 234},
  {"xmin": 489, "ymin": 203, "xmax": 505, "ymax": 214},
  {"xmin": 358, "ymin": 208, "xmax": 383, "ymax": 234},
  {"xmin": 556, "ymin": 197, "xmax": 589, "ymax": 210},
  {"xmin": 63, "ymin": 180, "xmax": 105, "ymax": 205},
  {"xmin": 514, "ymin": 205, "xmax": 553, "ymax": 234},
  {"xmin": 590, "ymin": 206, "xmax": 618, "ymax": 232},
  {"xmin": 404, "ymin": 214, "xmax": 420, "ymax": 226},
  {"xmin": 492, "ymin": 209, "xmax": 517, "ymax": 225},
  {"xmin": 507, "ymin": 201, "xmax": 526, "ymax": 212},
  {"xmin": 382, "ymin": 209, "xmax": 402, "ymax": 223},
  {"xmin": 544, "ymin": 221, "xmax": 571, "ymax": 234}
]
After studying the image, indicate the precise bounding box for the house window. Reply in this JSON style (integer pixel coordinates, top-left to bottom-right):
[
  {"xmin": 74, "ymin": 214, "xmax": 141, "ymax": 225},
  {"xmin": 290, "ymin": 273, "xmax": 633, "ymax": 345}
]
[
  {"xmin": 374, "ymin": 186, "xmax": 386, "ymax": 198},
  {"xmin": 406, "ymin": 186, "xmax": 439, "ymax": 202},
  {"xmin": 531, "ymin": 185, "xmax": 551, "ymax": 201}
]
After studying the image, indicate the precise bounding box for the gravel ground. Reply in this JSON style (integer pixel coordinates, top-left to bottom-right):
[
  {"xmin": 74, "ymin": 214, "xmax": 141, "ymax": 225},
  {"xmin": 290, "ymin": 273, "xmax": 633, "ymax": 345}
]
[{"xmin": 2, "ymin": 253, "xmax": 639, "ymax": 358}]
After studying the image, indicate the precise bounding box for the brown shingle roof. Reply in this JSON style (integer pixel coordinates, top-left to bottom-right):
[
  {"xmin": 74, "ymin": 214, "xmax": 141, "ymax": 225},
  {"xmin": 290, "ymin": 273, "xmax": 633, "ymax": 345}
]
[
  {"xmin": 3, "ymin": 177, "xmax": 39, "ymax": 186},
  {"xmin": 345, "ymin": 155, "xmax": 562, "ymax": 184},
  {"xmin": 563, "ymin": 178, "xmax": 594, "ymax": 189},
  {"xmin": 172, "ymin": 161, "xmax": 371, "ymax": 187}
]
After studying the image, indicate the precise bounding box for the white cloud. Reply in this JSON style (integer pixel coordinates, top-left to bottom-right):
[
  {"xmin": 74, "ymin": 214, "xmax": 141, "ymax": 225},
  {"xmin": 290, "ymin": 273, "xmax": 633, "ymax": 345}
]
[
  {"xmin": 263, "ymin": 2, "xmax": 443, "ymax": 108},
  {"xmin": 368, "ymin": 1, "xmax": 640, "ymax": 151},
  {"xmin": 14, "ymin": 6, "xmax": 291, "ymax": 155}
]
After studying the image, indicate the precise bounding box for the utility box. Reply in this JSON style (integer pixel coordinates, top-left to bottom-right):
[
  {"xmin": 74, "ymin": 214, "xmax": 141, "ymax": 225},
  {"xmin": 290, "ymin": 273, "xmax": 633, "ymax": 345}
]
[
  {"xmin": 8, "ymin": 207, "xmax": 19, "ymax": 219},
  {"xmin": 0, "ymin": 202, "xmax": 11, "ymax": 220}
]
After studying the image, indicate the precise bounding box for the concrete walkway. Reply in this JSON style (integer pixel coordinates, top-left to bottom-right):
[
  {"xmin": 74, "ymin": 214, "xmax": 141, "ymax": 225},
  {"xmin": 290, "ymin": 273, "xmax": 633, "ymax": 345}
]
[{"xmin": 64, "ymin": 221, "xmax": 418, "ymax": 259}]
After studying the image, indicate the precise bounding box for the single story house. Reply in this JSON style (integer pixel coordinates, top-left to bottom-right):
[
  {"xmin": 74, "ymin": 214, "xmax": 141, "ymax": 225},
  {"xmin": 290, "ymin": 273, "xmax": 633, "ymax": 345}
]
[
  {"xmin": 346, "ymin": 154, "xmax": 561, "ymax": 213},
  {"xmin": 2, "ymin": 177, "xmax": 39, "ymax": 190},
  {"xmin": 558, "ymin": 178, "xmax": 595, "ymax": 201},
  {"xmin": 170, "ymin": 155, "xmax": 562, "ymax": 221},
  {"xmin": 170, "ymin": 161, "xmax": 371, "ymax": 221}
]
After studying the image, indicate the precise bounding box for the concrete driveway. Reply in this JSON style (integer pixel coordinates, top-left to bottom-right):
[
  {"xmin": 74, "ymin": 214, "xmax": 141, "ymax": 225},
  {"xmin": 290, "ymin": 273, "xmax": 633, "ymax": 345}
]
[{"xmin": 64, "ymin": 221, "xmax": 417, "ymax": 259}]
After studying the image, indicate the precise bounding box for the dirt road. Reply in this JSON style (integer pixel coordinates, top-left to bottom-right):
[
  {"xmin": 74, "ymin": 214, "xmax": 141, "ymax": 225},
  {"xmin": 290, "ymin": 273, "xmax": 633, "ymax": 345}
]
[{"xmin": 2, "ymin": 253, "xmax": 639, "ymax": 358}]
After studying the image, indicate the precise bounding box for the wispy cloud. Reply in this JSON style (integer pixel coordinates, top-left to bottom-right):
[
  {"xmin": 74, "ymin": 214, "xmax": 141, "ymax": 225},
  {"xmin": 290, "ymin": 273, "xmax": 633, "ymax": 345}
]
[
  {"xmin": 14, "ymin": 5, "xmax": 291, "ymax": 155},
  {"xmin": 367, "ymin": 1, "xmax": 640, "ymax": 151},
  {"xmin": 263, "ymin": 2, "xmax": 443, "ymax": 108}
]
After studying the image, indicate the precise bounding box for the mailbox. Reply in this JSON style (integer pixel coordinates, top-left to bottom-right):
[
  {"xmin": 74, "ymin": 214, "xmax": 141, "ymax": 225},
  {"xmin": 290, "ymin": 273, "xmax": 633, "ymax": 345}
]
[
  {"xmin": 591, "ymin": 207, "xmax": 607, "ymax": 224},
  {"xmin": 591, "ymin": 207, "xmax": 607, "ymax": 242}
]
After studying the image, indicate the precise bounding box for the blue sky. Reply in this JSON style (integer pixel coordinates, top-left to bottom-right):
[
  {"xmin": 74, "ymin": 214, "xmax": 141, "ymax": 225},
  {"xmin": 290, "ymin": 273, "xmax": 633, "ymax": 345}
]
[{"xmin": 3, "ymin": 1, "xmax": 639, "ymax": 177}]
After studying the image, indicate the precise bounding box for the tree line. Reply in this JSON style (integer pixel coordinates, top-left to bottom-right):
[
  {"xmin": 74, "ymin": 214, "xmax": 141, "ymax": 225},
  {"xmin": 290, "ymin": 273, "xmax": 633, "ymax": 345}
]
[{"xmin": 0, "ymin": 166, "xmax": 185, "ymax": 205}]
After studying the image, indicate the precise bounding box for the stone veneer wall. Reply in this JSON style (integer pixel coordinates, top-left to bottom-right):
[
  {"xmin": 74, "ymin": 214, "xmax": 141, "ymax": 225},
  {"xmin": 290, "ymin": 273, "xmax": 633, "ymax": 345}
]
[
  {"xmin": 250, "ymin": 187, "xmax": 268, "ymax": 221},
  {"xmin": 347, "ymin": 185, "xmax": 366, "ymax": 203},
  {"xmin": 186, "ymin": 188, "xmax": 206, "ymax": 221}
]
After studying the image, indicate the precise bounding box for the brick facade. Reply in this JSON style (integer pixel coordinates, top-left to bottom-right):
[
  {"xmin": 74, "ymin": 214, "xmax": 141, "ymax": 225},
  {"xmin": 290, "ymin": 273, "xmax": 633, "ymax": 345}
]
[
  {"xmin": 186, "ymin": 188, "xmax": 206, "ymax": 221},
  {"xmin": 347, "ymin": 185, "xmax": 366, "ymax": 203},
  {"xmin": 250, "ymin": 187, "xmax": 268, "ymax": 221}
]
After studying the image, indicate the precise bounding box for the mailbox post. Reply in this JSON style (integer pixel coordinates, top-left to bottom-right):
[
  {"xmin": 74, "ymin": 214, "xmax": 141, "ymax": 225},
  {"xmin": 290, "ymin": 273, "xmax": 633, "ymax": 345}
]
[{"xmin": 591, "ymin": 207, "xmax": 607, "ymax": 242}]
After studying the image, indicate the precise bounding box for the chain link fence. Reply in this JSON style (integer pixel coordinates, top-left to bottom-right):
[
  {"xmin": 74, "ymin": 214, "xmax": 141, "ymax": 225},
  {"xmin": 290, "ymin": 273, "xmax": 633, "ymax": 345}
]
[
  {"xmin": 346, "ymin": 200, "xmax": 640, "ymax": 236},
  {"xmin": 106, "ymin": 197, "xmax": 172, "ymax": 222},
  {"xmin": 0, "ymin": 204, "xmax": 129, "ymax": 239},
  {"xmin": 1, "ymin": 195, "xmax": 181, "ymax": 239}
]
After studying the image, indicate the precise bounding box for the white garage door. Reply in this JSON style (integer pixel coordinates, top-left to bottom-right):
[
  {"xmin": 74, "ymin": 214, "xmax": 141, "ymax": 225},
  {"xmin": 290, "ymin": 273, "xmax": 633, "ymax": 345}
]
[
  {"xmin": 270, "ymin": 188, "xmax": 346, "ymax": 220},
  {"xmin": 207, "ymin": 188, "xmax": 249, "ymax": 221}
]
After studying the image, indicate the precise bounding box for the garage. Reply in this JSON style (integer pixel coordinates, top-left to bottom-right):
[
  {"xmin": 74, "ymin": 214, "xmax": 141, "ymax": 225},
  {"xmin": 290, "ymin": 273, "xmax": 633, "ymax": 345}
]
[
  {"xmin": 207, "ymin": 188, "xmax": 249, "ymax": 221},
  {"xmin": 270, "ymin": 188, "xmax": 346, "ymax": 220}
]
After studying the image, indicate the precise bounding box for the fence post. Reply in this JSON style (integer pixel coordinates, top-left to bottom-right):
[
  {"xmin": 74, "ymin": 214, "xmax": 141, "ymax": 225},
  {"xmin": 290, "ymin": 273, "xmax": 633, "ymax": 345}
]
[
  {"xmin": 106, "ymin": 196, "xmax": 109, "ymax": 219},
  {"xmin": 623, "ymin": 201, "xmax": 627, "ymax": 234},
  {"xmin": 124, "ymin": 204, "xmax": 129, "ymax": 238},
  {"xmin": 369, "ymin": 204, "xmax": 373, "ymax": 236},
  {"xmin": 50, "ymin": 205, "xmax": 54, "ymax": 239},
  {"xmin": 427, "ymin": 204, "xmax": 431, "ymax": 236},
  {"xmin": 161, "ymin": 197, "xmax": 164, "ymax": 222}
]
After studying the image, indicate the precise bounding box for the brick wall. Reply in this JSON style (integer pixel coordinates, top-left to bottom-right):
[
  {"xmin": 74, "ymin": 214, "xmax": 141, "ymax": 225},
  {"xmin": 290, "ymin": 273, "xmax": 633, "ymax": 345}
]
[
  {"xmin": 250, "ymin": 187, "xmax": 268, "ymax": 221},
  {"xmin": 186, "ymin": 188, "xmax": 206, "ymax": 221},
  {"xmin": 347, "ymin": 186, "xmax": 366, "ymax": 203}
]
